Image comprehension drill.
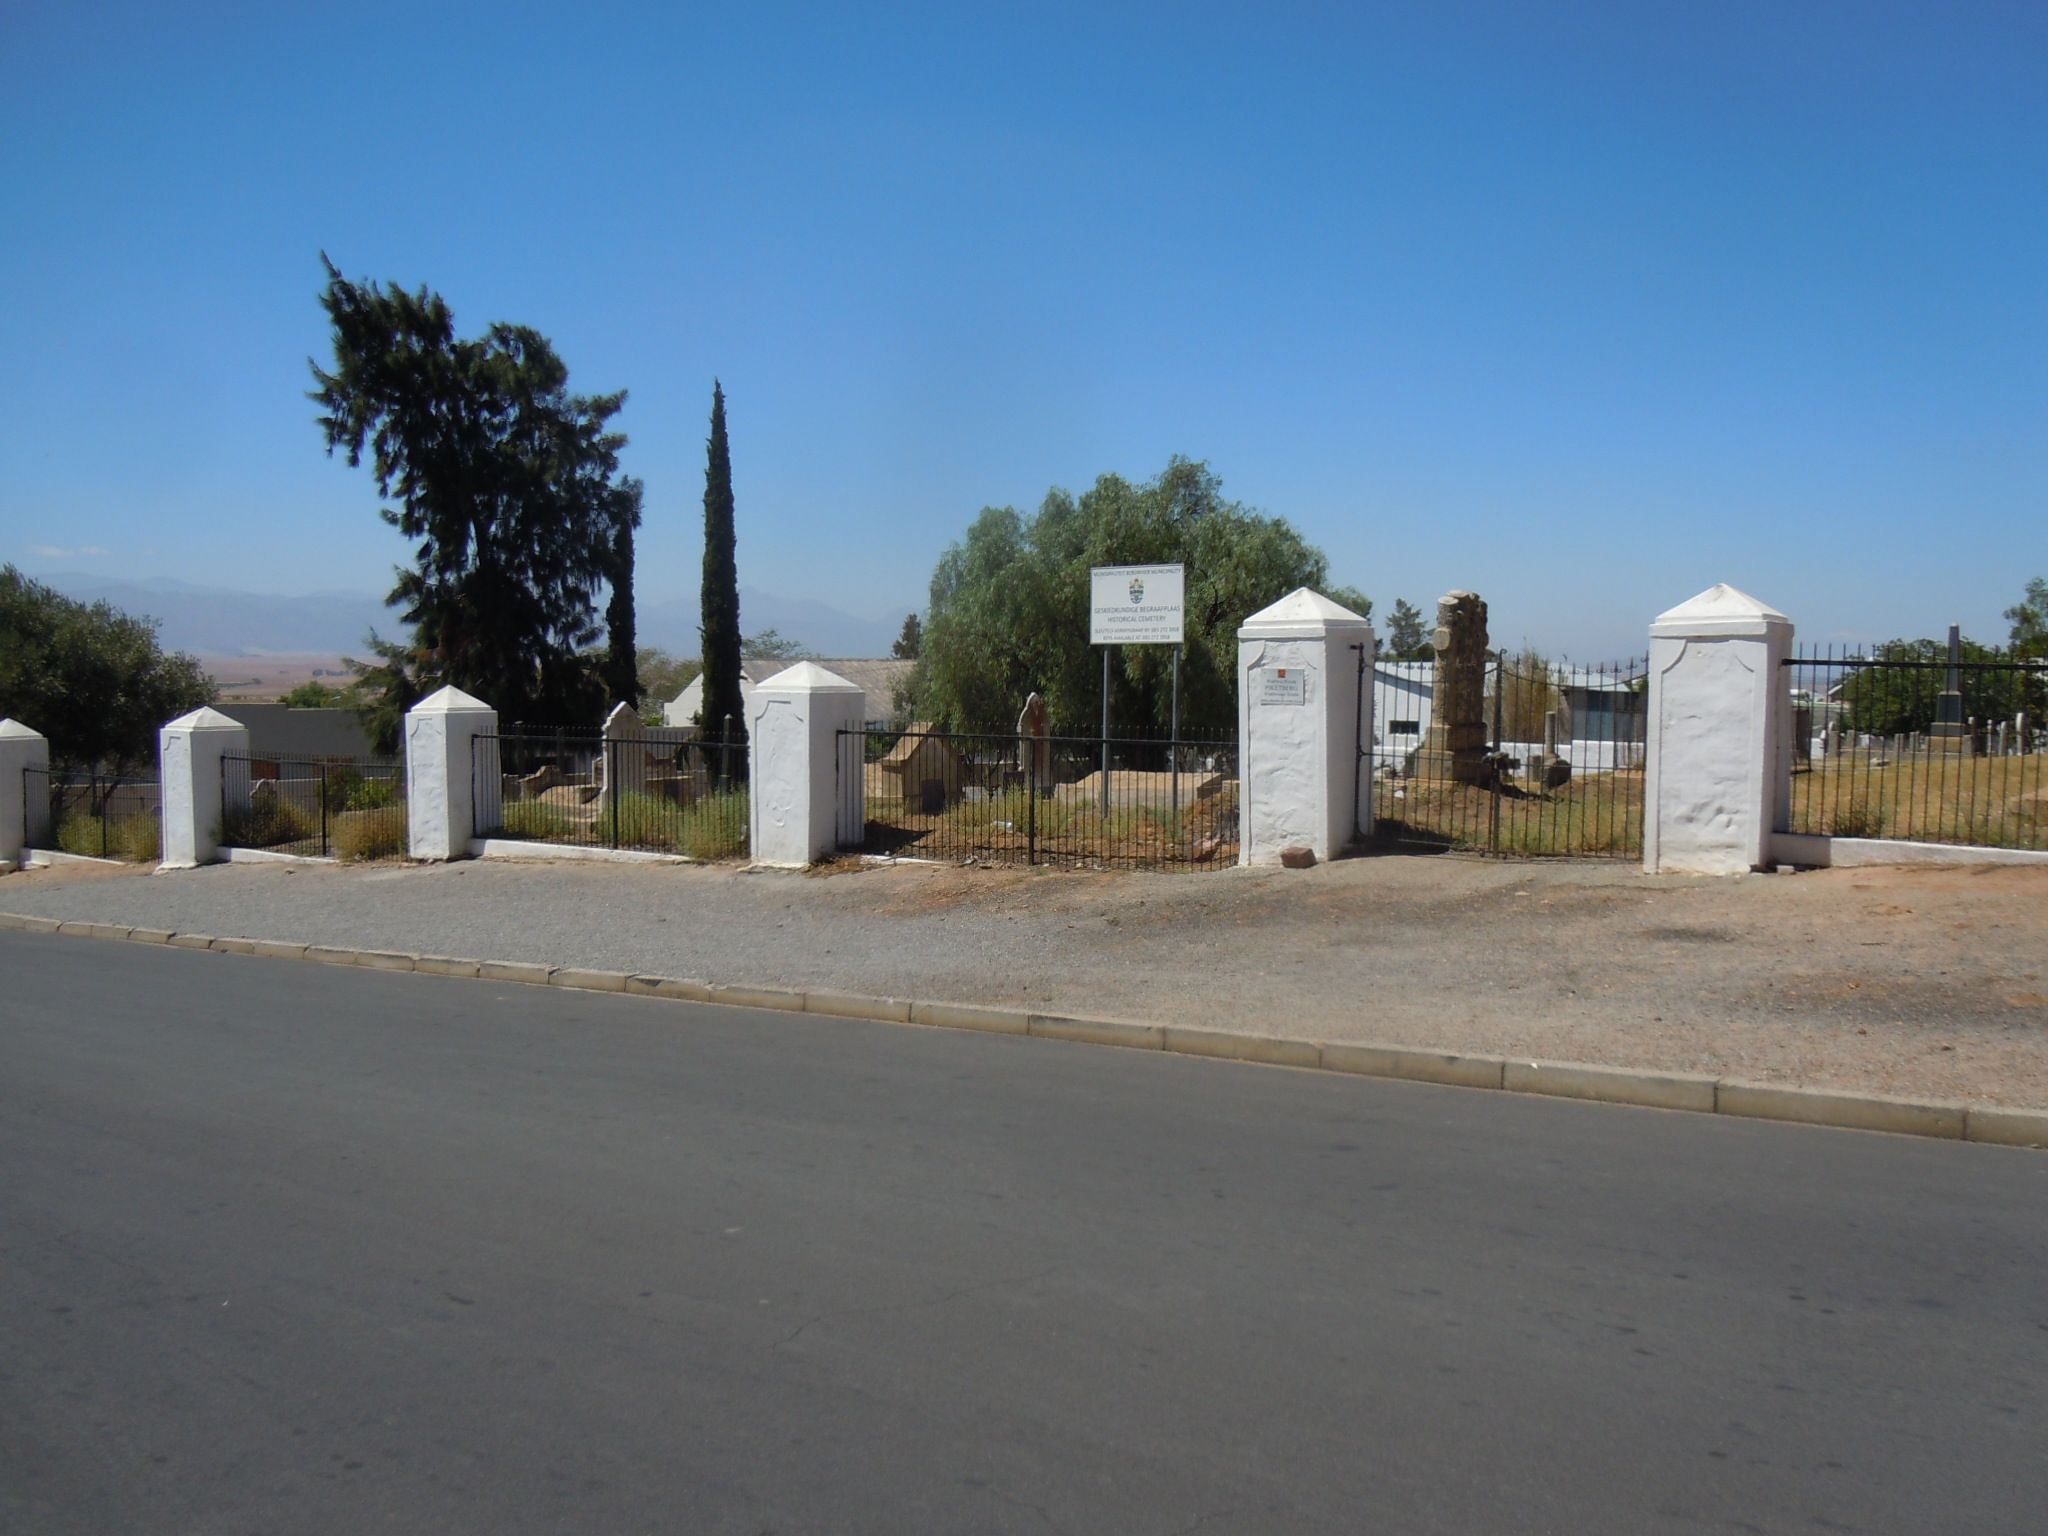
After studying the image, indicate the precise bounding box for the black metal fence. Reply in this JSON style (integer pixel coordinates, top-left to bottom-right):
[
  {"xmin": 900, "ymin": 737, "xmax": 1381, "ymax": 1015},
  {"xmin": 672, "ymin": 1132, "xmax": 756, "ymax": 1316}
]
[
  {"xmin": 1783, "ymin": 645, "xmax": 2047, "ymax": 850},
  {"xmin": 472, "ymin": 728, "xmax": 750, "ymax": 859},
  {"xmin": 220, "ymin": 756, "xmax": 408, "ymax": 859},
  {"xmin": 835, "ymin": 725, "xmax": 1239, "ymax": 871},
  {"xmin": 23, "ymin": 765, "xmax": 162, "ymax": 862},
  {"xmin": 1367, "ymin": 653, "xmax": 1647, "ymax": 858}
]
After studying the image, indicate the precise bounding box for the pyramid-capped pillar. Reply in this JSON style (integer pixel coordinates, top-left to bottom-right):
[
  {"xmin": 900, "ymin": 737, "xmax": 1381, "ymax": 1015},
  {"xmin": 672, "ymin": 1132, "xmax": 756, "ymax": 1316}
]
[
  {"xmin": 405, "ymin": 686, "xmax": 498, "ymax": 860},
  {"xmin": 749, "ymin": 663, "xmax": 867, "ymax": 867},
  {"xmin": 1236, "ymin": 588, "xmax": 1375, "ymax": 866},
  {"xmin": 1646, "ymin": 584, "xmax": 1795, "ymax": 875},
  {"xmin": 159, "ymin": 705, "xmax": 249, "ymax": 868},
  {"xmin": 0, "ymin": 719, "xmax": 52, "ymax": 865}
]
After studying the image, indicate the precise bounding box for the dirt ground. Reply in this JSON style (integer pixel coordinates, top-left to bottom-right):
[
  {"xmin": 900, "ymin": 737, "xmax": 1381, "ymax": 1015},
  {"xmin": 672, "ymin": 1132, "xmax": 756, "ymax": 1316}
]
[{"xmin": 5, "ymin": 851, "xmax": 2046, "ymax": 1108}]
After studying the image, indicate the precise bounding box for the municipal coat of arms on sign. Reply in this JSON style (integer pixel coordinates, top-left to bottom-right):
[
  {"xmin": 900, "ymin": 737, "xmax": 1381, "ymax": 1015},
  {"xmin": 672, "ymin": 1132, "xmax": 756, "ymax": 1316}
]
[{"xmin": 1129, "ymin": 577, "xmax": 1144, "ymax": 604}]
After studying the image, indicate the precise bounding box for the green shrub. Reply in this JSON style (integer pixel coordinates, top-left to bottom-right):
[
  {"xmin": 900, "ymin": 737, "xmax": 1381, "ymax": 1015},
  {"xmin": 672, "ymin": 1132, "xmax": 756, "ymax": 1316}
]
[{"xmin": 318, "ymin": 765, "xmax": 402, "ymax": 814}]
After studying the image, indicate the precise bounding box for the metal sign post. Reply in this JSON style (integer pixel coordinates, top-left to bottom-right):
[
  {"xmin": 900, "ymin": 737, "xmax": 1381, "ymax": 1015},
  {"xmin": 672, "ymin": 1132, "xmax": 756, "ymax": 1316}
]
[
  {"xmin": 1170, "ymin": 644, "xmax": 1181, "ymax": 826},
  {"xmin": 1089, "ymin": 563, "xmax": 1186, "ymax": 826},
  {"xmin": 1100, "ymin": 647, "xmax": 1112, "ymax": 815}
]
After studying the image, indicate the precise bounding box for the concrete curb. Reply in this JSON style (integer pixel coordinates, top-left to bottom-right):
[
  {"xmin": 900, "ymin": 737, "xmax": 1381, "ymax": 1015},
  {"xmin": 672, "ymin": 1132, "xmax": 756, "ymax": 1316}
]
[{"xmin": 4, "ymin": 908, "xmax": 2044, "ymax": 1151}]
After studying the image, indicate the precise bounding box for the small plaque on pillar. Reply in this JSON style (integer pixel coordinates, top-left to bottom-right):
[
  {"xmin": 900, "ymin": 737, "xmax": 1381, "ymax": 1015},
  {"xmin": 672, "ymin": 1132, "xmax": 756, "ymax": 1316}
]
[{"xmin": 1257, "ymin": 668, "xmax": 1307, "ymax": 706}]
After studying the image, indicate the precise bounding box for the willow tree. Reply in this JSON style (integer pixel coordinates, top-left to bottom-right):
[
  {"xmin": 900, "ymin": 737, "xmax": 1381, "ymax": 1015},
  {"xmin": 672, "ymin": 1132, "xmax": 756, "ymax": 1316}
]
[
  {"xmin": 915, "ymin": 457, "xmax": 1368, "ymax": 735},
  {"xmin": 310, "ymin": 256, "xmax": 642, "ymax": 726}
]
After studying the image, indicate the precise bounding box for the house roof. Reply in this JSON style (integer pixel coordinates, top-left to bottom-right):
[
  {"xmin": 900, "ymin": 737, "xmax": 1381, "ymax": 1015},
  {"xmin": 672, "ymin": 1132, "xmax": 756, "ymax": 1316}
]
[
  {"xmin": 880, "ymin": 722, "xmax": 952, "ymax": 769},
  {"xmin": 670, "ymin": 656, "xmax": 913, "ymax": 711}
]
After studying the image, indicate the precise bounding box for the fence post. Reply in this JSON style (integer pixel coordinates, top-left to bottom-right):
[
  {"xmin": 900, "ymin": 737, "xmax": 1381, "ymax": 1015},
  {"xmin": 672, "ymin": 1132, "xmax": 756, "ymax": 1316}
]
[
  {"xmin": 1236, "ymin": 588, "xmax": 1375, "ymax": 866},
  {"xmin": 1645, "ymin": 584, "xmax": 1793, "ymax": 875},
  {"xmin": 0, "ymin": 719, "xmax": 51, "ymax": 868},
  {"xmin": 404, "ymin": 686, "xmax": 498, "ymax": 861},
  {"xmin": 748, "ymin": 664, "xmax": 866, "ymax": 868},
  {"xmin": 1028, "ymin": 752, "xmax": 1038, "ymax": 865},
  {"xmin": 159, "ymin": 707, "xmax": 248, "ymax": 868}
]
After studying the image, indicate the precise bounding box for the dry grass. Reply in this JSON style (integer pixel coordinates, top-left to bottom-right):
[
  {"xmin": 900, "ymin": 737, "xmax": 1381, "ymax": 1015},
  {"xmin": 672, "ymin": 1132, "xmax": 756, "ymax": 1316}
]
[
  {"xmin": 496, "ymin": 789, "xmax": 751, "ymax": 861},
  {"xmin": 1788, "ymin": 751, "xmax": 2047, "ymax": 848},
  {"xmin": 1378, "ymin": 771, "xmax": 1644, "ymax": 858},
  {"xmin": 53, "ymin": 812, "xmax": 160, "ymax": 863},
  {"xmin": 331, "ymin": 807, "xmax": 408, "ymax": 861},
  {"xmin": 860, "ymin": 784, "xmax": 1240, "ymax": 869}
]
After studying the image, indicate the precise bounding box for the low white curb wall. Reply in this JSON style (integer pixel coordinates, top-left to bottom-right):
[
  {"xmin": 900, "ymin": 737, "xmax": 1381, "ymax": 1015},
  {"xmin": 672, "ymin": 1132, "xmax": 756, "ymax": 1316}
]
[
  {"xmin": 469, "ymin": 838, "xmax": 691, "ymax": 865},
  {"xmin": 1773, "ymin": 833, "xmax": 2048, "ymax": 870}
]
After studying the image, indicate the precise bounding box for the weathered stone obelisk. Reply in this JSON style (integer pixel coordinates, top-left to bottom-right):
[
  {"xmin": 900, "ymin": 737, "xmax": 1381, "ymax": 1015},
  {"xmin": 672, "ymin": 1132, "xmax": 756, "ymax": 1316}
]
[
  {"xmin": 1413, "ymin": 590, "xmax": 1491, "ymax": 786},
  {"xmin": 1929, "ymin": 622, "xmax": 1968, "ymax": 754}
]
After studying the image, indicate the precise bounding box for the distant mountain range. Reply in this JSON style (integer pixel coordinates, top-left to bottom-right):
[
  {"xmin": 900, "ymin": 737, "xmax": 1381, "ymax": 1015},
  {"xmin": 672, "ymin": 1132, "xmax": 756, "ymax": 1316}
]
[{"xmin": 35, "ymin": 573, "xmax": 903, "ymax": 661}]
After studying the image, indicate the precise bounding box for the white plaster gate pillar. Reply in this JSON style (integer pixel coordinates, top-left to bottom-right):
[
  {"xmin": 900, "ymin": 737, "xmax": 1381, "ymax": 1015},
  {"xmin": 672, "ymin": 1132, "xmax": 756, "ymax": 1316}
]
[
  {"xmin": 748, "ymin": 663, "xmax": 866, "ymax": 868},
  {"xmin": 159, "ymin": 706, "xmax": 249, "ymax": 868},
  {"xmin": 1645, "ymin": 584, "xmax": 1793, "ymax": 875},
  {"xmin": 1, "ymin": 718, "xmax": 52, "ymax": 867},
  {"xmin": 1236, "ymin": 588, "xmax": 1375, "ymax": 866},
  {"xmin": 405, "ymin": 686, "xmax": 498, "ymax": 861}
]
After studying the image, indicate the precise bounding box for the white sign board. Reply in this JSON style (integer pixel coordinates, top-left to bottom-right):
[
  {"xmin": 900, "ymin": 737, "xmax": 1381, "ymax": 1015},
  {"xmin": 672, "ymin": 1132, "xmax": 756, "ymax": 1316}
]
[
  {"xmin": 1090, "ymin": 563, "xmax": 1185, "ymax": 646},
  {"xmin": 1257, "ymin": 667, "xmax": 1307, "ymax": 706}
]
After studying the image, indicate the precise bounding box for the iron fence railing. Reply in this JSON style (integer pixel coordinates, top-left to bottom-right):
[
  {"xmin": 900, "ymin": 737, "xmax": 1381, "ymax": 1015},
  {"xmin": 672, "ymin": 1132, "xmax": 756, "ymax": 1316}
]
[
  {"xmin": 220, "ymin": 756, "xmax": 408, "ymax": 859},
  {"xmin": 836, "ymin": 725, "xmax": 1239, "ymax": 871},
  {"xmin": 1782, "ymin": 645, "xmax": 2047, "ymax": 850},
  {"xmin": 472, "ymin": 726, "xmax": 750, "ymax": 860},
  {"xmin": 1366, "ymin": 652, "xmax": 1648, "ymax": 859},
  {"xmin": 24, "ymin": 765, "xmax": 162, "ymax": 862}
]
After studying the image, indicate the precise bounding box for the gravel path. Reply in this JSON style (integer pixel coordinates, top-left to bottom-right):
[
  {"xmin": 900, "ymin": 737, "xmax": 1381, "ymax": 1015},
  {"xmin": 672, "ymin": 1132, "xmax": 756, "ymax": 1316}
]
[{"xmin": 6, "ymin": 853, "xmax": 2046, "ymax": 1107}]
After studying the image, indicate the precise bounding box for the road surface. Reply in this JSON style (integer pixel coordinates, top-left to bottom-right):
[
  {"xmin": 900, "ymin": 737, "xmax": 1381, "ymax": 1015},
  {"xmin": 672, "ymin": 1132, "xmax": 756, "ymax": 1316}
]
[{"xmin": 3, "ymin": 930, "xmax": 2044, "ymax": 1533}]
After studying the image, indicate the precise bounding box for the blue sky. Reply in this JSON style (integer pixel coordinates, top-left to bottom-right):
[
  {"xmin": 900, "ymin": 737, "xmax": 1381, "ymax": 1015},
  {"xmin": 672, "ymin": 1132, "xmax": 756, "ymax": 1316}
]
[{"xmin": 2, "ymin": 0, "xmax": 2042, "ymax": 659}]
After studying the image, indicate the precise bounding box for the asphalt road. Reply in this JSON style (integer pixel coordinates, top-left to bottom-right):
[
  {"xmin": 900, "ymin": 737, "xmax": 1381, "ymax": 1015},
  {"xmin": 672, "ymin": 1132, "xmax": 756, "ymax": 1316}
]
[{"xmin": 4, "ymin": 932, "xmax": 2045, "ymax": 1535}]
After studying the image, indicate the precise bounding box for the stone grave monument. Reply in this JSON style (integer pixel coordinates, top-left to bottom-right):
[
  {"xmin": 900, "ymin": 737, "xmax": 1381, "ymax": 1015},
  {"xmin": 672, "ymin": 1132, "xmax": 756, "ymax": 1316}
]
[{"xmin": 1411, "ymin": 590, "xmax": 1490, "ymax": 786}]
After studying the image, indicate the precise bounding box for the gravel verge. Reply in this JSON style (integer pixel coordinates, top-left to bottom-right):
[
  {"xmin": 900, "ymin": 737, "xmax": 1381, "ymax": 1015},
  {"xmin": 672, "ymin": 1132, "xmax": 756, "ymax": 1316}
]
[{"xmin": 4, "ymin": 853, "xmax": 2045, "ymax": 1107}]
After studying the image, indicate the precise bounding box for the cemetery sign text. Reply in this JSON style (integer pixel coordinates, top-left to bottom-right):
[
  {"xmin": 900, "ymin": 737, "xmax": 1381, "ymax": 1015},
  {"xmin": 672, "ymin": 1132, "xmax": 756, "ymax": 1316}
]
[{"xmin": 1090, "ymin": 563, "xmax": 1185, "ymax": 646}]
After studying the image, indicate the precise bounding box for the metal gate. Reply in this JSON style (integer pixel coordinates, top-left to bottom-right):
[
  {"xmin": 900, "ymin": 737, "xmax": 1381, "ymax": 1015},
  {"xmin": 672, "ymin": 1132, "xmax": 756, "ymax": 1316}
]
[
  {"xmin": 220, "ymin": 755, "xmax": 407, "ymax": 859},
  {"xmin": 1361, "ymin": 651, "xmax": 1646, "ymax": 858}
]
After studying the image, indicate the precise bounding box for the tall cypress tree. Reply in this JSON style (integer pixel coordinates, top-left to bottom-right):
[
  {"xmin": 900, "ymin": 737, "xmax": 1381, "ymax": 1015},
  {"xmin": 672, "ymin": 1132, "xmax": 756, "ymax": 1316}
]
[
  {"xmin": 698, "ymin": 381, "xmax": 744, "ymax": 752},
  {"xmin": 602, "ymin": 488, "xmax": 642, "ymax": 708}
]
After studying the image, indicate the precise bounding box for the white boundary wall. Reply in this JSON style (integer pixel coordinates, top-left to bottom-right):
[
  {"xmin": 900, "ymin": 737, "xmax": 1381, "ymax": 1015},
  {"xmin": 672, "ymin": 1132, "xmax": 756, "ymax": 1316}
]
[
  {"xmin": 748, "ymin": 663, "xmax": 866, "ymax": 868},
  {"xmin": 1236, "ymin": 588, "xmax": 1374, "ymax": 865}
]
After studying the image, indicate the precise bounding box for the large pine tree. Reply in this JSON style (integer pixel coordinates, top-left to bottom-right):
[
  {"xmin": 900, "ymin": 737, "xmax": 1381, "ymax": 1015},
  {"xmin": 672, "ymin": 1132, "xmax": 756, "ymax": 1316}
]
[
  {"xmin": 698, "ymin": 381, "xmax": 744, "ymax": 749},
  {"xmin": 310, "ymin": 256, "xmax": 639, "ymax": 727}
]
